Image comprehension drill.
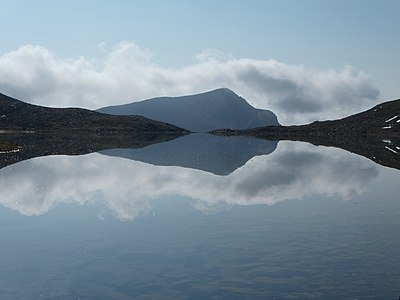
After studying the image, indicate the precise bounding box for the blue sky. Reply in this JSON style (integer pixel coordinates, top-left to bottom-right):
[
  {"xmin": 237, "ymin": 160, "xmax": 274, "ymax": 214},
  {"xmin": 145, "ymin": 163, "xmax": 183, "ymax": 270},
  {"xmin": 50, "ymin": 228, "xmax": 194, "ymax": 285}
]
[{"xmin": 0, "ymin": 0, "xmax": 399, "ymax": 124}]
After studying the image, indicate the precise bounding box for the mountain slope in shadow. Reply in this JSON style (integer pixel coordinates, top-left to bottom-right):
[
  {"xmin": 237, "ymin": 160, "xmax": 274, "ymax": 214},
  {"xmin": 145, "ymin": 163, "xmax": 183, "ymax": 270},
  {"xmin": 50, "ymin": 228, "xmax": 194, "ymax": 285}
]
[
  {"xmin": 100, "ymin": 133, "xmax": 278, "ymax": 176},
  {"xmin": 97, "ymin": 88, "xmax": 280, "ymax": 132},
  {"xmin": 212, "ymin": 98, "xmax": 400, "ymax": 171},
  {"xmin": 0, "ymin": 92, "xmax": 188, "ymax": 134}
]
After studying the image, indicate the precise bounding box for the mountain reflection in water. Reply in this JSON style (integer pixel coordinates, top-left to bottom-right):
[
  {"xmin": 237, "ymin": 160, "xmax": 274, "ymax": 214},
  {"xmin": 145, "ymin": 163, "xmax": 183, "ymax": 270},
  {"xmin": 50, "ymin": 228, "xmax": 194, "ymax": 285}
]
[
  {"xmin": 0, "ymin": 141, "xmax": 379, "ymax": 219},
  {"xmin": 100, "ymin": 133, "xmax": 277, "ymax": 175}
]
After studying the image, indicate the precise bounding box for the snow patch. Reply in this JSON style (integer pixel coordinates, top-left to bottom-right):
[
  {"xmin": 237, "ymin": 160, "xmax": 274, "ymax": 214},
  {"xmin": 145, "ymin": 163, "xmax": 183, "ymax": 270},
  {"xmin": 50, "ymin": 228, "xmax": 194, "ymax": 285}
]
[
  {"xmin": 385, "ymin": 146, "xmax": 398, "ymax": 154},
  {"xmin": 385, "ymin": 115, "xmax": 398, "ymax": 123},
  {"xmin": 382, "ymin": 139, "xmax": 392, "ymax": 144},
  {"xmin": 0, "ymin": 149, "xmax": 21, "ymax": 154},
  {"xmin": 382, "ymin": 126, "xmax": 392, "ymax": 129}
]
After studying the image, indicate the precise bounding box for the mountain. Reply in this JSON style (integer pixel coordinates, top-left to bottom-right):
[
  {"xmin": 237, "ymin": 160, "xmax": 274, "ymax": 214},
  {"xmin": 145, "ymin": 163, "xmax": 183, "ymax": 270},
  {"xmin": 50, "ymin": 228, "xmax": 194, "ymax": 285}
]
[
  {"xmin": 97, "ymin": 88, "xmax": 280, "ymax": 132},
  {"xmin": 0, "ymin": 93, "xmax": 189, "ymax": 134},
  {"xmin": 100, "ymin": 133, "xmax": 278, "ymax": 176},
  {"xmin": 212, "ymin": 98, "xmax": 400, "ymax": 170}
]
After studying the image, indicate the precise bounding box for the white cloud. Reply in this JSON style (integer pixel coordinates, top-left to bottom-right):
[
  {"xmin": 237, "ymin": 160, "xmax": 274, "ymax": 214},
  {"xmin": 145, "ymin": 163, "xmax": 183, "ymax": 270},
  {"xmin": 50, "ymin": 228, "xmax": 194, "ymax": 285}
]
[
  {"xmin": 0, "ymin": 142, "xmax": 378, "ymax": 220},
  {"xmin": 0, "ymin": 42, "xmax": 380, "ymax": 124}
]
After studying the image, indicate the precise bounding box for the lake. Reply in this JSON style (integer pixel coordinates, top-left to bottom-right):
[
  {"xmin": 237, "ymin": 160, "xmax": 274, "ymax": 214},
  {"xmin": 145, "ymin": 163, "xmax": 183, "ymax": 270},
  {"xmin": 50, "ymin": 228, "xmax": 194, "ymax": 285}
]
[{"xmin": 0, "ymin": 134, "xmax": 399, "ymax": 299}]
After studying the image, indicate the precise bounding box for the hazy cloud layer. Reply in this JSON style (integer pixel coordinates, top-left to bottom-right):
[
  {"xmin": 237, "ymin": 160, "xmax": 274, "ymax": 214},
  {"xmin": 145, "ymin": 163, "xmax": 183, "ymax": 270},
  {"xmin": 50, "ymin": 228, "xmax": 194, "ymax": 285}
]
[
  {"xmin": 0, "ymin": 42, "xmax": 380, "ymax": 124},
  {"xmin": 0, "ymin": 143, "xmax": 378, "ymax": 220}
]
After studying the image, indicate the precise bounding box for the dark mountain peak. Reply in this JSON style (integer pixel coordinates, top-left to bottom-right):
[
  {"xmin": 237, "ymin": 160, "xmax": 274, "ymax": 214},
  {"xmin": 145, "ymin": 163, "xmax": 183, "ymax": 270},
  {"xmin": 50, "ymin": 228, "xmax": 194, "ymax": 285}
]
[
  {"xmin": 194, "ymin": 88, "xmax": 248, "ymax": 105},
  {"xmin": 204, "ymin": 87, "xmax": 236, "ymax": 96},
  {"xmin": 211, "ymin": 87, "xmax": 233, "ymax": 93},
  {"xmin": 98, "ymin": 88, "xmax": 280, "ymax": 132},
  {"xmin": 137, "ymin": 88, "xmax": 244, "ymax": 106}
]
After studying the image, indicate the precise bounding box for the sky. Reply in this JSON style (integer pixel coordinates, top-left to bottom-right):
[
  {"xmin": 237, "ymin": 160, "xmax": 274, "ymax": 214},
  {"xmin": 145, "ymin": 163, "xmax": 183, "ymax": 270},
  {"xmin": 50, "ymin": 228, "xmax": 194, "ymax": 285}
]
[{"xmin": 0, "ymin": 0, "xmax": 399, "ymax": 124}]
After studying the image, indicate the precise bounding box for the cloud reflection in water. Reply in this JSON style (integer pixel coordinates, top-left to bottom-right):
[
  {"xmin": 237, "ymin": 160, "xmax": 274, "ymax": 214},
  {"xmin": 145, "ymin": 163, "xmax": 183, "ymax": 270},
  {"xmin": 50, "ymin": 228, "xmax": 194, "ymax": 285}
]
[{"xmin": 0, "ymin": 142, "xmax": 378, "ymax": 220}]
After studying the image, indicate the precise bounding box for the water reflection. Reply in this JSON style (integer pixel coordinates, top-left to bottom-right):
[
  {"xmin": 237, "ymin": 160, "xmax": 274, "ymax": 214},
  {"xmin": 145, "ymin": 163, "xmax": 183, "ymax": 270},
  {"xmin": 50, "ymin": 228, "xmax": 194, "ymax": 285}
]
[
  {"xmin": 101, "ymin": 133, "xmax": 277, "ymax": 175},
  {"xmin": 0, "ymin": 142, "xmax": 378, "ymax": 220},
  {"xmin": 0, "ymin": 132, "xmax": 184, "ymax": 170},
  {"xmin": 1, "ymin": 132, "xmax": 400, "ymax": 173}
]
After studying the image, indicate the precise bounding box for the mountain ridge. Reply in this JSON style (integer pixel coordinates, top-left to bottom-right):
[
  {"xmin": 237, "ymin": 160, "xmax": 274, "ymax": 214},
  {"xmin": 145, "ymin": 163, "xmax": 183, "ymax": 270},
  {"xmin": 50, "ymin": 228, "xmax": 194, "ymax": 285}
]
[{"xmin": 0, "ymin": 93, "xmax": 189, "ymax": 134}]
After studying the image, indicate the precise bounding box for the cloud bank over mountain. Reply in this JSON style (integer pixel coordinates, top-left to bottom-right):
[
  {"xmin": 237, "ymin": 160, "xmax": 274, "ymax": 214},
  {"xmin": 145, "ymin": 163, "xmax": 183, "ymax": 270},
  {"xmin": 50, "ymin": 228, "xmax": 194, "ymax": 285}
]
[{"xmin": 0, "ymin": 42, "xmax": 379, "ymax": 124}]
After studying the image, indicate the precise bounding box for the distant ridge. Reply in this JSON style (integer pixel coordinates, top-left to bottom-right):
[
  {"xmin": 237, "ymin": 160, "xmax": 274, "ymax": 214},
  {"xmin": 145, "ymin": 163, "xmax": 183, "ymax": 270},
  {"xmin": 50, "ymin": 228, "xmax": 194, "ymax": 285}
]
[{"xmin": 97, "ymin": 88, "xmax": 280, "ymax": 132}]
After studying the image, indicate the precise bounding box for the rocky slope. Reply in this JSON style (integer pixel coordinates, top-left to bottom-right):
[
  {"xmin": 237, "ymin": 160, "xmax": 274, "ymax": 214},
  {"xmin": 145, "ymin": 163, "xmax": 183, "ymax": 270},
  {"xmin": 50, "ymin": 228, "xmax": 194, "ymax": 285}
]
[{"xmin": 213, "ymin": 98, "xmax": 400, "ymax": 138}]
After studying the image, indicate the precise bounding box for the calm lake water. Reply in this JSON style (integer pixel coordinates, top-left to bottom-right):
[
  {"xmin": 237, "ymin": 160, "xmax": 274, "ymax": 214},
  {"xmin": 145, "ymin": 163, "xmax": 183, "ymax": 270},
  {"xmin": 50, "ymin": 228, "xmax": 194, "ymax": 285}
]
[{"xmin": 0, "ymin": 136, "xmax": 399, "ymax": 299}]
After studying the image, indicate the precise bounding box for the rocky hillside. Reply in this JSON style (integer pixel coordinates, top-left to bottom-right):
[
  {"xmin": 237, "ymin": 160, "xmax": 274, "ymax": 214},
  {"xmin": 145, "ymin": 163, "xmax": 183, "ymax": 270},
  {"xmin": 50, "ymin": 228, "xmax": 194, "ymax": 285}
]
[
  {"xmin": 212, "ymin": 98, "xmax": 400, "ymax": 138},
  {"xmin": 0, "ymin": 93, "xmax": 189, "ymax": 134},
  {"xmin": 97, "ymin": 88, "xmax": 280, "ymax": 132}
]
